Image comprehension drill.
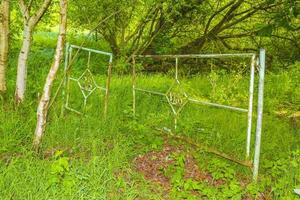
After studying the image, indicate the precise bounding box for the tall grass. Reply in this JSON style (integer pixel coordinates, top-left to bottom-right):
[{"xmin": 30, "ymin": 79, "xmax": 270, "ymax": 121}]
[{"xmin": 0, "ymin": 32, "xmax": 299, "ymax": 199}]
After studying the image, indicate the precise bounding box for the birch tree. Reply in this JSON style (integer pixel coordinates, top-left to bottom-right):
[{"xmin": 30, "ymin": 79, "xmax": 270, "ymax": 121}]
[
  {"xmin": 34, "ymin": 0, "xmax": 67, "ymax": 150},
  {"xmin": 0, "ymin": 0, "xmax": 10, "ymax": 93},
  {"xmin": 15, "ymin": 0, "xmax": 52, "ymax": 103}
]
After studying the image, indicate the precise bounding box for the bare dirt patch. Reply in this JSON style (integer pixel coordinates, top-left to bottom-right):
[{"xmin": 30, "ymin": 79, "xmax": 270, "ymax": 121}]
[{"xmin": 134, "ymin": 142, "xmax": 218, "ymax": 192}]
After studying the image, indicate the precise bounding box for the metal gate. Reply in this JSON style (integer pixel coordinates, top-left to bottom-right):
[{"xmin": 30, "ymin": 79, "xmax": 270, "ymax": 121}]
[
  {"xmin": 62, "ymin": 43, "xmax": 113, "ymax": 117},
  {"xmin": 132, "ymin": 49, "xmax": 266, "ymax": 180}
]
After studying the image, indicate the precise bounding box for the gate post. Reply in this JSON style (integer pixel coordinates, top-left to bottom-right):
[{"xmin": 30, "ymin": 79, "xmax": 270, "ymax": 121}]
[
  {"xmin": 246, "ymin": 55, "xmax": 256, "ymax": 158},
  {"xmin": 104, "ymin": 55, "xmax": 113, "ymax": 118},
  {"xmin": 132, "ymin": 56, "xmax": 136, "ymax": 115},
  {"xmin": 253, "ymin": 48, "xmax": 266, "ymax": 181},
  {"xmin": 61, "ymin": 42, "xmax": 70, "ymax": 116}
]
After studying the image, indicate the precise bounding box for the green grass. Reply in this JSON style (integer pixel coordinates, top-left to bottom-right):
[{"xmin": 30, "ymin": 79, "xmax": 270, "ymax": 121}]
[{"xmin": 0, "ymin": 33, "xmax": 299, "ymax": 199}]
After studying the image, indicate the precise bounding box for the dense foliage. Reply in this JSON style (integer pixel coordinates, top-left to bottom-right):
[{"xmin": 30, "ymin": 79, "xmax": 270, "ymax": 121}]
[{"xmin": 7, "ymin": 0, "xmax": 299, "ymax": 68}]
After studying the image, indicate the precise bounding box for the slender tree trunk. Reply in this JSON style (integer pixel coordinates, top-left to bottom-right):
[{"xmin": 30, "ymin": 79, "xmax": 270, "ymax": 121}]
[
  {"xmin": 33, "ymin": 0, "xmax": 67, "ymax": 150},
  {"xmin": 0, "ymin": 0, "xmax": 10, "ymax": 93},
  {"xmin": 15, "ymin": 24, "xmax": 32, "ymax": 102},
  {"xmin": 15, "ymin": 0, "xmax": 52, "ymax": 104}
]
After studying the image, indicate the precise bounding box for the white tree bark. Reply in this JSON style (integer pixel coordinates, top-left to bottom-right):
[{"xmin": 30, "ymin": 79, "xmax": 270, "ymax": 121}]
[
  {"xmin": 15, "ymin": 24, "xmax": 31, "ymax": 101},
  {"xmin": 15, "ymin": 0, "xmax": 52, "ymax": 103},
  {"xmin": 0, "ymin": 0, "xmax": 10, "ymax": 93},
  {"xmin": 34, "ymin": 0, "xmax": 67, "ymax": 150}
]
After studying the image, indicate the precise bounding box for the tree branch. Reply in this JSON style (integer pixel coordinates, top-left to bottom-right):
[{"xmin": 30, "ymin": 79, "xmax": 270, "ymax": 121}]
[
  {"xmin": 204, "ymin": 0, "xmax": 235, "ymax": 34},
  {"xmin": 29, "ymin": 0, "xmax": 52, "ymax": 27},
  {"xmin": 18, "ymin": 0, "xmax": 29, "ymax": 21},
  {"xmin": 219, "ymin": 38, "xmax": 256, "ymax": 52}
]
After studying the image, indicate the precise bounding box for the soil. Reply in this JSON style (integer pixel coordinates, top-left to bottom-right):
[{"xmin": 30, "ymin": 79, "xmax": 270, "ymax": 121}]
[
  {"xmin": 134, "ymin": 142, "xmax": 221, "ymax": 193},
  {"xmin": 133, "ymin": 142, "xmax": 267, "ymax": 199}
]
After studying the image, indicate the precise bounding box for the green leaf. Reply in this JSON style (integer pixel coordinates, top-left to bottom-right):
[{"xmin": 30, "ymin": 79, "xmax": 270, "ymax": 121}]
[
  {"xmin": 54, "ymin": 150, "xmax": 64, "ymax": 158},
  {"xmin": 51, "ymin": 164, "xmax": 64, "ymax": 174},
  {"xmin": 58, "ymin": 157, "xmax": 70, "ymax": 171},
  {"xmin": 256, "ymin": 25, "xmax": 273, "ymax": 37},
  {"xmin": 63, "ymin": 176, "xmax": 76, "ymax": 189}
]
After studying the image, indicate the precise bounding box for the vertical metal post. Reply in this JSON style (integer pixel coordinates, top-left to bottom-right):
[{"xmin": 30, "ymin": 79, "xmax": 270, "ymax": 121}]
[
  {"xmin": 174, "ymin": 57, "xmax": 179, "ymax": 130},
  {"xmin": 104, "ymin": 56, "xmax": 113, "ymax": 118},
  {"xmin": 175, "ymin": 57, "xmax": 179, "ymax": 80},
  {"xmin": 174, "ymin": 116, "xmax": 178, "ymax": 131},
  {"xmin": 87, "ymin": 51, "xmax": 91, "ymax": 68},
  {"xmin": 61, "ymin": 43, "xmax": 70, "ymax": 115},
  {"xmin": 246, "ymin": 55, "xmax": 256, "ymax": 158},
  {"xmin": 132, "ymin": 56, "xmax": 136, "ymax": 115},
  {"xmin": 253, "ymin": 48, "xmax": 266, "ymax": 181},
  {"xmin": 65, "ymin": 46, "xmax": 73, "ymax": 109},
  {"xmin": 83, "ymin": 98, "xmax": 87, "ymax": 109}
]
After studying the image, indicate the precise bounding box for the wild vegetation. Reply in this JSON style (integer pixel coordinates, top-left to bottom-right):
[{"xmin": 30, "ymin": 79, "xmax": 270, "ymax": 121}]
[{"xmin": 0, "ymin": 0, "xmax": 299, "ymax": 199}]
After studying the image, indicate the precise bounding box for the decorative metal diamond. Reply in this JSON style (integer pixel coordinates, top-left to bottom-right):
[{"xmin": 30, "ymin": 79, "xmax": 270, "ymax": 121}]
[
  {"xmin": 77, "ymin": 69, "xmax": 98, "ymax": 98},
  {"xmin": 166, "ymin": 80, "xmax": 189, "ymax": 115}
]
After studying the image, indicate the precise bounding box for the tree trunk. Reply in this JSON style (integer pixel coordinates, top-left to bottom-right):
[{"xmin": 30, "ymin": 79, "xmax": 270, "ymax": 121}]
[
  {"xmin": 15, "ymin": 0, "xmax": 52, "ymax": 104},
  {"xmin": 33, "ymin": 0, "xmax": 67, "ymax": 150},
  {"xmin": 15, "ymin": 24, "xmax": 32, "ymax": 103},
  {"xmin": 0, "ymin": 0, "xmax": 10, "ymax": 93}
]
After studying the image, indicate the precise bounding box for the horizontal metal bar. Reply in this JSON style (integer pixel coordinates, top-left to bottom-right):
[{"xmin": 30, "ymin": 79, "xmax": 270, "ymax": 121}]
[
  {"xmin": 156, "ymin": 127, "xmax": 253, "ymax": 168},
  {"xmin": 135, "ymin": 87, "xmax": 166, "ymax": 96},
  {"xmin": 69, "ymin": 77, "xmax": 78, "ymax": 82},
  {"xmin": 69, "ymin": 77, "xmax": 107, "ymax": 92},
  {"xmin": 188, "ymin": 98, "xmax": 248, "ymax": 113},
  {"xmin": 134, "ymin": 53, "xmax": 255, "ymax": 59},
  {"xmin": 65, "ymin": 106, "xmax": 83, "ymax": 115},
  {"xmin": 96, "ymin": 85, "xmax": 107, "ymax": 91},
  {"xmin": 70, "ymin": 44, "xmax": 113, "ymax": 57}
]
